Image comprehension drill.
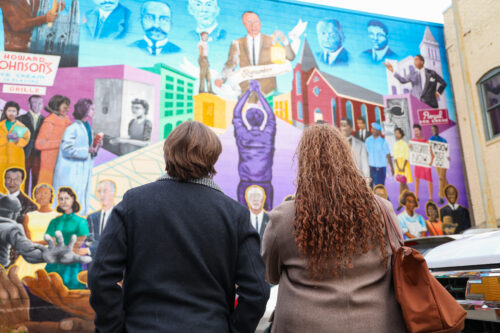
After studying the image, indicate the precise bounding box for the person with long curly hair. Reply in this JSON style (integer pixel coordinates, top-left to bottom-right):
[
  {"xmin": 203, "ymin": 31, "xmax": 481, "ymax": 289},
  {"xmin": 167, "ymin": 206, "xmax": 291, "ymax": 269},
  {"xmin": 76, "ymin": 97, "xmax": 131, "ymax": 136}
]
[{"xmin": 262, "ymin": 124, "xmax": 406, "ymax": 333}]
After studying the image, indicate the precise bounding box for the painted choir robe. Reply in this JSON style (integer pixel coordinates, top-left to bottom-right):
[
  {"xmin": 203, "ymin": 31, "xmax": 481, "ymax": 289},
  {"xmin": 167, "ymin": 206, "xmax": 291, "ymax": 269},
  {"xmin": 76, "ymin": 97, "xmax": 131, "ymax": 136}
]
[
  {"xmin": 0, "ymin": 120, "xmax": 30, "ymax": 193},
  {"xmin": 52, "ymin": 121, "xmax": 93, "ymax": 216}
]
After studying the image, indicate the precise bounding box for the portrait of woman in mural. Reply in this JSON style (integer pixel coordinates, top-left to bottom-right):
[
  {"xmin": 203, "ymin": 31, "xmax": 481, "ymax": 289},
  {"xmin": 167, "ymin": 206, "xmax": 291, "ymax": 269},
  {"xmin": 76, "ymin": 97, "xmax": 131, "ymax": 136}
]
[
  {"xmin": 0, "ymin": 101, "xmax": 30, "ymax": 193},
  {"xmin": 14, "ymin": 184, "xmax": 59, "ymax": 279},
  {"xmin": 393, "ymin": 127, "xmax": 412, "ymax": 200},
  {"xmin": 109, "ymin": 98, "xmax": 152, "ymax": 155},
  {"xmin": 45, "ymin": 187, "xmax": 89, "ymax": 290},
  {"xmin": 425, "ymin": 201, "xmax": 443, "ymax": 236},
  {"xmin": 52, "ymin": 99, "xmax": 101, "ymax": 216},
  {"xmin": 397, "ymin": 191, "xmax": 427, "ymax": 239},
  {"xmin": 35, "ymin": 95, "xmax": 72, "ymax": 186},
  {"xmin": 411, "ymin": 124, "xmax": 434, "ymax": 202}
]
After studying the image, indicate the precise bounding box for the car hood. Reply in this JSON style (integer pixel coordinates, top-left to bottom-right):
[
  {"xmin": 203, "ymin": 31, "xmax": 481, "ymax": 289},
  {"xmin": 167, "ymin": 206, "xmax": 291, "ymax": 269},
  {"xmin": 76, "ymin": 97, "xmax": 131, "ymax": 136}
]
[{"xmin": 425, "ymin": 230, "xmax": 500, "ymax": 269}]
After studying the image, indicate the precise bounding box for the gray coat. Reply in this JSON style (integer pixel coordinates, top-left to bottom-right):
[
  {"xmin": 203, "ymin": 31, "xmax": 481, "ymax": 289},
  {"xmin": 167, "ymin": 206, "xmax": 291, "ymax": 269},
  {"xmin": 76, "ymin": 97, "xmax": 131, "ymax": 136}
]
[{"xmin": 262, "ymin": 198, "xmax": 407, "ymax": 333}]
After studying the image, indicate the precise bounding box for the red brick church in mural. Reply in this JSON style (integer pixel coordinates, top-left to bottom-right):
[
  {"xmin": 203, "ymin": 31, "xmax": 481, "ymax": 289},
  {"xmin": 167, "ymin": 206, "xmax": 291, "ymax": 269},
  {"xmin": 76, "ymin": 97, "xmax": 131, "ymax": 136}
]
[{"xmin": 291, "ymin": 39, "xmax": 385, "ymax": 130}]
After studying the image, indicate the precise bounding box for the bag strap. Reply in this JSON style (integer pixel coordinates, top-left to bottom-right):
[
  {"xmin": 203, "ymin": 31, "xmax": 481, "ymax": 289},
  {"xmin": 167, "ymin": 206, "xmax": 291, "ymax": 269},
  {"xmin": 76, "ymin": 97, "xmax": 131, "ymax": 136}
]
[{"xmin": 375, "ymin": 196, "xmax": 403, "ymax": 254}]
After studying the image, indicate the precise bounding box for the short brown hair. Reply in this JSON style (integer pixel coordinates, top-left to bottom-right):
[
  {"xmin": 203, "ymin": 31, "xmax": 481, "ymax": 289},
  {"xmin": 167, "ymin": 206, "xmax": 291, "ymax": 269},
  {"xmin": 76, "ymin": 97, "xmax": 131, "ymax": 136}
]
[{"xmin": 163, "ymin": 121, "xmax": 222, "ymax": 181}]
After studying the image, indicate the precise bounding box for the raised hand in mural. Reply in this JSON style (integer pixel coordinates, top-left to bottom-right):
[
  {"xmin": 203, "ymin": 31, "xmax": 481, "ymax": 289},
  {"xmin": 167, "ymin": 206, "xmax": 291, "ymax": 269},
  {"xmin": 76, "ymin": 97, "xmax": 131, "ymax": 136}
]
[
  {"xmin": 46, "ymin": 0, "xmax": 66, "ymax": 23},
  {"xmin": 0, "ymin": 266, "xmax": 30, "ymax": 332},
  {"xmin": 42, "ymin": 231, "xmax": 92, "ymax": 265},
  {"xmin": 23, "ymin": 269, "xmax": 94, "ymax": 321}
]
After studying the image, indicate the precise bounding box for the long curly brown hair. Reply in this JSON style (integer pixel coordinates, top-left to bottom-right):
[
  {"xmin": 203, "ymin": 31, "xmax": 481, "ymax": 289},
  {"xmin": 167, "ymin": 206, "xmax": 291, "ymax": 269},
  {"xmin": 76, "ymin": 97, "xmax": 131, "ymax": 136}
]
[{"xmin": 294, "ymin": 124, "xmax": 388, "ymax": 279}]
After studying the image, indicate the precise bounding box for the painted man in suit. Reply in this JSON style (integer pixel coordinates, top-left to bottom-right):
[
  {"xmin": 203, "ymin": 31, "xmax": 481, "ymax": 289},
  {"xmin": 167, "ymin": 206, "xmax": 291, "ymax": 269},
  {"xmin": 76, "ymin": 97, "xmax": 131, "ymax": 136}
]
[
  {"xmin": 215, "ymin": 11, "xmax": 295, "ymax": 101},
  {"xmin": 17, "ymin": 95, "xmax": 45, "ymax": 195},
  {"xmin": 86, "ymin": 179, "xmax": 116, "ymax": 259},
  {"xmin": 385, "ymin": 54, "xmax": 447, "ymax": 108},
  {"xmin": 3, "ymin": 168, "xmax": 36, "ymax": 225},
  {"xmin": 245, "ymin": 185, "xmax": 269, "ymax": 240},
  {"xmin": 0, "ymin": 0, "xmax": 61, "ymax": 52},
  {"xmin": 354, "ymin": 117, "xmax": 371, "ymax": 142},
  {"xmin": 439, "ymin": 184, "xmax": 470, "ymax": 234},
  {"xmin": 341, "ymin": 118, "xmax": 370, "ymax": 180},
  {"xmin": 316, "ymin": 19, "xmax": 349, "ymax": 66},
  {"xmin": 129, "ymin": 0, "xmax": 180, "ymax": 56},
  {"xmin": 187, "ymin": 0, "xmax": 225, "ymax": 41},
  {"xmin": 84, "ymin": 0, "xmax": 130, "ymax": 40},
  {"xmin": 360, "ymin": 20, "xmax": 397, "ymax": 63}
]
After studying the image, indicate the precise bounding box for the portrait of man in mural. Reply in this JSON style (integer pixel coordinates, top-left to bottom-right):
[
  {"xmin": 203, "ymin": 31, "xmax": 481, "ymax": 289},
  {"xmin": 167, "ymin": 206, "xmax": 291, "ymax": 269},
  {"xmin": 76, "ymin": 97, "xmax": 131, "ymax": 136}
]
[
  {"xmin": 439, "ymin": 184, "xmax": 471, "ymax": 234},
  {"xmin": 233, "ymin": 80, "xmax": 276, "ymax": 211},
  {"xmin": 430, "ymin": 125, "xmax": 449, "ymax": 204},
  {"xmin": 354, "ymin": 117, "xmax": 371, "ymax": 142},
  {"xmin": 84, "ymin": 0, "xmax": 131, "ymax": 40},
  {"xmin": 188, "ymin": 0, "xmax": 226, "ymax": 41},
  {"xmin": 109, "ymin": 98, "xmax": 152, "ymax": 155},
  {"xmin": 360, "ymin": 20, "xmax": 397, "ymax": 63},
  {"xmin": 0, "ymin": 194, "xmax": 90, "ymax": 268},
  {"xmin": 316, "ymin": 19, "xmax": 349, "ymax": 66},
  {"xmin": 0, "ymin": 0, "xmax": 62, "ymax": 52},
  {"xmin": 215, "ymin": 11, "xmax": 295, "ymax": 100},
  {"xmin": 373, "ymin": 184, "xmax": 388, "ymax": 200},
  {"xmin": 3, "ymin": 168, "xmax": 37, "ymax": 225},
  {"xmin": 385, "ymin": 54, "xmax": 447, "ymax": 108},
  {"xmin": 245, "ymin": 185, "xmax": 269, "ymax": 239},
  {"xmin": 198, "ymin": 31, "xmax": 214, "ymax": 94},
  {"xmin": 18, "ymin": 95, "xmax": 45, "ymax": 195},
  {"xmin": 130, "ymin": 0, "xmax": 181, "ymax": 56},
  {"xmin": 86, "ymin": 179, "xmax": 116, "ymax": 261},
  {"xmin": 365, "ymin": 123, "xmax": 393, "ymax": 187},
  {"xmin": 340, "ymin": 118, "xmax": 369, "ymax": 180}
]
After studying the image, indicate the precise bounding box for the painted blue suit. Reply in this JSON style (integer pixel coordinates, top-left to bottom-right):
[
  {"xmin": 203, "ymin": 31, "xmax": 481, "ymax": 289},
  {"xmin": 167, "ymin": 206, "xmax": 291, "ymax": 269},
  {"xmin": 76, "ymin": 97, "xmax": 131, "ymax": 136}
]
[
  {"xmin": 84, "ymin": 3, "xmax": 131, "ymax": 40},
  {"xmin": 52, "ymin": 121, "xmax": 94, "ymax": 216}
]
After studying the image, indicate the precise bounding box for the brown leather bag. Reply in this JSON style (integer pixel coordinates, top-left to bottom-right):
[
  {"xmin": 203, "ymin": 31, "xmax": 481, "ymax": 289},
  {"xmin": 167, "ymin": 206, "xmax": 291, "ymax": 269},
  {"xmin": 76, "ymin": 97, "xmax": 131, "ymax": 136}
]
[{"xmin": 376, "ymin": 198, "xmax": 467, "ymax": 333}]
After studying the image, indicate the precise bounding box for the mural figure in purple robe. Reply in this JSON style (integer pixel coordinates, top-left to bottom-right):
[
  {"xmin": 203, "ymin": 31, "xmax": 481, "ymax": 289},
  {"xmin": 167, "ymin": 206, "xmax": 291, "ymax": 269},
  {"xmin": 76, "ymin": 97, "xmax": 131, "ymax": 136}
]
[{"xmin": 233, "ymin": 80, "xmax": 276, "ymax": 210}]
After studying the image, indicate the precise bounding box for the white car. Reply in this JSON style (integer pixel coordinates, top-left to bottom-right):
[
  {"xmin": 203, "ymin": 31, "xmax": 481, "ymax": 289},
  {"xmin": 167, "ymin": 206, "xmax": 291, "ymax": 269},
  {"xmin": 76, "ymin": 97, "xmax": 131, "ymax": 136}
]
[
  {"xmin": 424, "ymin": 229, "xmax": 500, "ymax": 331},
  {"xmin": 257, "ymin": 229, "xmax": 500, "ymax": 332}
]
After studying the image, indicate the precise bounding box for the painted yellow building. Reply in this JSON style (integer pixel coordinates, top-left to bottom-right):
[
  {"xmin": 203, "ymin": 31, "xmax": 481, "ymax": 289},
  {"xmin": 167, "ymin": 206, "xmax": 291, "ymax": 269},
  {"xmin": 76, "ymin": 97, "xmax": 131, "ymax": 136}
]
[
  {"xmin": 193, "ymin": 93, "xmax": 236, "ymax": 132},
  {"xmin": 444, "ymin": 0, "xmax": 500, "ymax": 228},
  {"xmin": 273, "ymin": 92, "xmax": 292, "ymax": 124}
]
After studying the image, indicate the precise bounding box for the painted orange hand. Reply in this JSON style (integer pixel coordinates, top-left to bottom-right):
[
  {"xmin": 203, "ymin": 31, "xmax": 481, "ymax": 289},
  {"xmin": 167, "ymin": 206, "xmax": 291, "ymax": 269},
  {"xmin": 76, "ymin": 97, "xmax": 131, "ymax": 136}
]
[{"xmin": 23, "ymin": 270, "xmax": 94, "ymax": 321}]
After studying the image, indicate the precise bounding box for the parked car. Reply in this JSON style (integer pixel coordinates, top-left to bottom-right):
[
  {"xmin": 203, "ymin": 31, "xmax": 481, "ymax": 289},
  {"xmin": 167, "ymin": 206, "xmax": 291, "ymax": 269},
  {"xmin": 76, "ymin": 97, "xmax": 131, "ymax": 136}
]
[{"xmin": 418, "ymin": 229, "xmax": 500, "ymax": 332}]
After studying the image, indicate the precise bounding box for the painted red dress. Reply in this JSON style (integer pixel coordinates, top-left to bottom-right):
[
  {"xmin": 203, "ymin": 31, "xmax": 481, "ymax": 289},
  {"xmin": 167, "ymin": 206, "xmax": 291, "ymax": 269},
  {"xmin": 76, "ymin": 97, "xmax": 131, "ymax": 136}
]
[{"xmin": 413, "ymin": 138, "xmax": 433, "ymax": 181}]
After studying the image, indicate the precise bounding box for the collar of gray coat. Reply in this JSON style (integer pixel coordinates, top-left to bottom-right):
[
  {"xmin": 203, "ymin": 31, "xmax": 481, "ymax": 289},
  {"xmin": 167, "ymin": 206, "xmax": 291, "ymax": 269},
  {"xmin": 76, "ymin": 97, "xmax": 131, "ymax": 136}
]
[{"xmin": 158, "ymin": 174, "xmax": 223, "ymax": 193}]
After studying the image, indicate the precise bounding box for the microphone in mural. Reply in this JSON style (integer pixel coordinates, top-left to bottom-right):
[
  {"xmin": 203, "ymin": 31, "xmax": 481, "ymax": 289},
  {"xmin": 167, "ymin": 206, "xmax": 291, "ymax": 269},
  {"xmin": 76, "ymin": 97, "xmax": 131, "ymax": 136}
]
[{"xmin": 233, "ymin": 80, "xmax": 276, "ymax": 211}]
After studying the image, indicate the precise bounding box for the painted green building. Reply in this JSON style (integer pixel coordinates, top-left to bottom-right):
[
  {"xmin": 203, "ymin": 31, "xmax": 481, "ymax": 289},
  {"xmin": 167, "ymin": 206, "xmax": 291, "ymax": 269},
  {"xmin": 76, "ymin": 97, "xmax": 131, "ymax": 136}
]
[{"xmin": 142, "ymin": 63, "xmax": 196, "ymax": 139}]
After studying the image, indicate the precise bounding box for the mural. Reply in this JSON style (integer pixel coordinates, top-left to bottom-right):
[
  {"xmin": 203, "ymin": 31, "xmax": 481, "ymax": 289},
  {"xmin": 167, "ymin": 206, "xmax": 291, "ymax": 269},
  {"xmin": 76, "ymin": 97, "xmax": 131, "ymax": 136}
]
[{"xmin": 0, "ymin": 0, "xmax": 470, "ymax": 330}]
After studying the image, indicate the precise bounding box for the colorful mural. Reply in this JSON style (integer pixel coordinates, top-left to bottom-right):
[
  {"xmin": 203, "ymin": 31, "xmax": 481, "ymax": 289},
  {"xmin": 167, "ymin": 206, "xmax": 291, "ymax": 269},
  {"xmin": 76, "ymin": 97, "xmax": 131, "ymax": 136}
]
[{"xmin": 0, "ymin": 0, "xmax": 469, "ymax": 330}]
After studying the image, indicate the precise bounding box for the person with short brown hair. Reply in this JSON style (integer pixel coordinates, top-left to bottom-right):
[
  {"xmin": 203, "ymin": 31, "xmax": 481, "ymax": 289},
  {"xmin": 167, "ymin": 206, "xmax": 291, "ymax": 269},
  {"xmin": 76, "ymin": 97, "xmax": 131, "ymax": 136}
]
[{"xmin": 90, "ymin": 121, "xmax": 269, "ymax": 332}]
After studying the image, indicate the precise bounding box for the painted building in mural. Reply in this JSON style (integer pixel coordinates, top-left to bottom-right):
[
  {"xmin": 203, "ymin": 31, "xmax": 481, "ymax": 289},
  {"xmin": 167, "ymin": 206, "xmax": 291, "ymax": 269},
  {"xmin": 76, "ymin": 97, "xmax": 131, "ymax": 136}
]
[
  {"xmin": 0, "ymin": 0, "xmax": 471, "ymax": 330},
  {"xmin": 142, "ymin": 63, "xmax": 195, "ymax": 139}
]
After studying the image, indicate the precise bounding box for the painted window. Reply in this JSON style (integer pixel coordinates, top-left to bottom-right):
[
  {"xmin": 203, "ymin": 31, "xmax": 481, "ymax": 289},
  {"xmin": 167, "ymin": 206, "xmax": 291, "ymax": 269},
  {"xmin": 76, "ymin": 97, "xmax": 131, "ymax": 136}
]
[
  {"xmin": 478, "ymin": 68, "xmax": 500, "ymax": 139},
  {"xmin": 163, "ymin": 123, "xmax": 173, "ymax": 138},
  {"xmin": 346, "ymin": 100, "xmax": 353, "ymax": 123},
  {"xmin": 331, "ymin": 99, "xmax": 337, "ymax": 126},
  {"xmin": 375, "ymin": 107, "xmax": 381, "ymax": 125},
  {"xmin": 314, "ymin": 108, "xmax": 323, "ymax": 122},
  {"xmin": 361, "ymin": 104, "xmax": 368, "ymax": 127},
  {"xmin": 313, "ymin": 76, "xmax": 319, "ymax": 82},
  {"xmin": 296, "ymin": 71, "xmax": 302, "ymax": 95},
  {"xmin": 313, "ymin": 86, "xmax": 321, "ymax": 96},
  {"xmin": 297, "ymin": 101, "xmax": 303, "ymax": 120}
]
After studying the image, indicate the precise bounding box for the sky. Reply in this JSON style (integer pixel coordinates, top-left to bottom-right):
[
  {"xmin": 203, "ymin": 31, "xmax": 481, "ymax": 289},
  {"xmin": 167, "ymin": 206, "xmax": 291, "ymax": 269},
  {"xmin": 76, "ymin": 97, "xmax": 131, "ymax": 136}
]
[{"xmin": 298, "ymin": 0, "xmax": 453, "ymax": 24}]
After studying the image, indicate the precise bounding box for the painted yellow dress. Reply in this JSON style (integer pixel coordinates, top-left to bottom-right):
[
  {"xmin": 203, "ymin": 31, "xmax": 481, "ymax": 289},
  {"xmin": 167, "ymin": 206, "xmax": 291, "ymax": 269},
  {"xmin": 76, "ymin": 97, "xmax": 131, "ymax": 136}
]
[
  {"xmin": 14, "ymin": 210, "xmax": 60, "ymax": 279},
  {"xmin": 0, "ymin": 119, "xmax": 30, "ymax": 192},
  {"xmin": 393, "ymin": 139, "xmax": 413, "ymax": 183}
]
